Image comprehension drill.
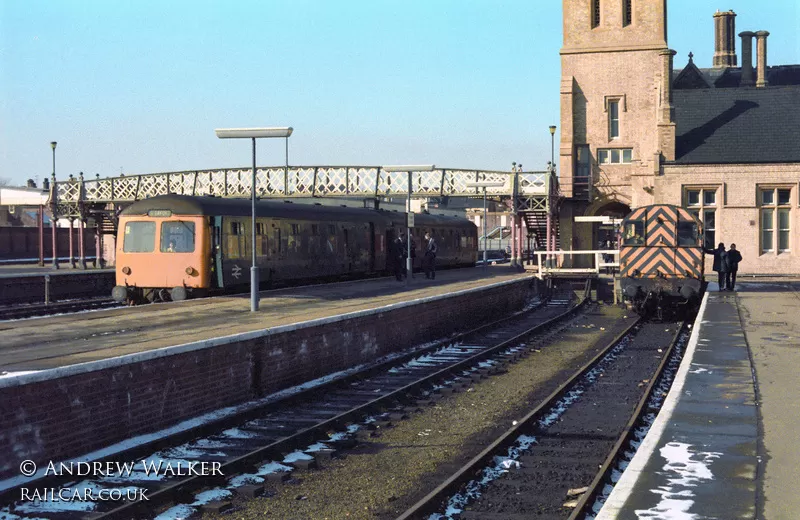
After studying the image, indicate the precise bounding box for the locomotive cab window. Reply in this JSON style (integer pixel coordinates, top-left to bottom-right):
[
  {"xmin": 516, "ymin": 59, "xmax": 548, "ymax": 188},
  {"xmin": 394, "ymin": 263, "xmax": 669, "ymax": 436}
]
[
  {"xmin": 123, "ymin": 221, "xmax": 156, "ymax": 252},
  {"xmin": 677, "ymin": 220, "xmax": 699, "ymax": 247},
  {"xmin": 623, "ymin": 221, "xmax": 645, "ymax": 245},
  {"xmin": 160, "ymin": 221, "xmax": 196, "ymax": 253}
]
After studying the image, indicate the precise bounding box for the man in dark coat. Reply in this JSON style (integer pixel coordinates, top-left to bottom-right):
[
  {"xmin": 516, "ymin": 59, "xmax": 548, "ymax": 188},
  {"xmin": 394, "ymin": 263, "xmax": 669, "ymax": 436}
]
[
  {"xmin": 392, "ymin": 235, "xmax": 405, "ymax": 281},
  {"xmin": 423, "ymin": 232, "xmax": 438, "ymax": 279},
  {"xmin": 705, "ymin": 242, "xmax": 729, "ymax": 291},
  {"xmin": 726, "ymin": 243, "xmax": 743, "ymax": 290}
]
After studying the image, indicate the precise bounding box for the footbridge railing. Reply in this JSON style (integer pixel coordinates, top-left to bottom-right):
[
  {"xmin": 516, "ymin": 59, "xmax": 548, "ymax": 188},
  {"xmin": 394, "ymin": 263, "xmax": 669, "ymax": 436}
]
[{"xmin": 51, "ymin": 166, "xmax": 556, "ymax": 218}]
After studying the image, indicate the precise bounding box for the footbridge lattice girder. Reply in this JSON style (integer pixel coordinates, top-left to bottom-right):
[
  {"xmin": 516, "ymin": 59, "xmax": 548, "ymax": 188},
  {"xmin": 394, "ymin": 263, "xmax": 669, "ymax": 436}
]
[{"xmin": 50, "ymin": 166, "xmax": 558, "ymax": 219}]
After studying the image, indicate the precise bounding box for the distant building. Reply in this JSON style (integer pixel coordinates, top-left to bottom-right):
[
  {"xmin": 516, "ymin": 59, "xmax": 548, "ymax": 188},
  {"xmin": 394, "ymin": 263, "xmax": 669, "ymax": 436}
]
[{"xmin": 558, "ymin": 0, "xmax": 799, "ymax": 274}]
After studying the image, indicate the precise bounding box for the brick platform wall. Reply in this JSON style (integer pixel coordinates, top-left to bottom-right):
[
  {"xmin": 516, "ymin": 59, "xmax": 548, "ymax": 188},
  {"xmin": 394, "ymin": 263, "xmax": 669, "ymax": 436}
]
[{"xmin": 0, "ymin": 277, "xmax": 533, "ymax": 482}]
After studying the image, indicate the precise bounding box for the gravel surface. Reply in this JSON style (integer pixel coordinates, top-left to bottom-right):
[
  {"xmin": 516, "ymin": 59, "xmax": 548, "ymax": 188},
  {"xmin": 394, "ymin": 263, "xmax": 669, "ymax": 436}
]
[{"xmin": 202, "ymin": 303, "xmax": 635, "ymax": 520}]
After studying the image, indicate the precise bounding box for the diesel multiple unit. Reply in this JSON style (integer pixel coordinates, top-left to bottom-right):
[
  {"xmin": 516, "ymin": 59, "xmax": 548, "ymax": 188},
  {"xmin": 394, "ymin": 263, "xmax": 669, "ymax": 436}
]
[{"xmin": 113, "ymin": 195, "xmax": 478, "ymax": 303}]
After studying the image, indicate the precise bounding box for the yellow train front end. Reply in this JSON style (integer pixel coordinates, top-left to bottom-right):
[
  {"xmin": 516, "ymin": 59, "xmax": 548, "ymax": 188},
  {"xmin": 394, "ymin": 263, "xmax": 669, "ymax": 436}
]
[{"xmin": 113, "ymin": 212, "xmax": 211, "ymax": 303}]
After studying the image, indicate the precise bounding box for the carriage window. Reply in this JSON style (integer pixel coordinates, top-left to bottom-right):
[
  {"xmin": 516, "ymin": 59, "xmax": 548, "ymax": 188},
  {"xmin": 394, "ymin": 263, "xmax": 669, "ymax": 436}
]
[
  {"xmin": 123, "ymin": 221, "xmax": 156, "ymax": 252},
  {"xmin": 622, "ymin": 220, "xmax": 645, "ymax": 245},
  {"xmin": 677, "ymin": 220, "xmax": 699, "ymax": 247},
  {"xmin": 291, "ymin": 223, "xmax": 300, "ymax": 235}
]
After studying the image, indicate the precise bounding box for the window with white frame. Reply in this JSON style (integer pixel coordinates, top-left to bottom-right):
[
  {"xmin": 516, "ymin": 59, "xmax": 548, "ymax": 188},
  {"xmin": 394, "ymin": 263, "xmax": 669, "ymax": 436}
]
[
  {"xmin": 760, "ymin": 187, "xmax": 791, "ymax": 254},
  {"xmin": 598, "ymin": 148, "xmax": 632, "ymax": 164},
  {"xmin": 608, "ymin": 100, "xmax": 620, "ymax": 139},
  {"xmin": 684, "ymin": 187, "xmax": 717, "ymax": 250}
]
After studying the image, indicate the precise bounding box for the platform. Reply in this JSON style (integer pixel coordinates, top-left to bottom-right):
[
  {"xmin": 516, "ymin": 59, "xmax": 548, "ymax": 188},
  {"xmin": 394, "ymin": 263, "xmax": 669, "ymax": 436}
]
[
  {"xmin": 0, "ymin": 266, "xmax": 531, "ymax": 373},
  {"xmin": 598, "ymin": 280, "xmax": 800, "ymax": 519}
]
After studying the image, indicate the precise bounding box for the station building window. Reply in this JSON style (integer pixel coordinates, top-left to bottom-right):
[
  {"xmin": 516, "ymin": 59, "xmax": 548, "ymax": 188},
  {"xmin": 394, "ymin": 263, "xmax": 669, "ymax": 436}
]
[
  {"xmin": 684, "ymin": 187, "xmax": 717, "ymax": 250},
  {"xmin": 760, "ymin": 187, "xmax": 792, "ymax": 254},
  {"xmin": 623, "ymin": 0, "xmax": 632, "ymax": 26},
  {"xmin": 608, "ymin": 100, "xmax": 620, "ymax": 139},
  {"xmin": 598, "ymin": 148, "xmax": 632, "ymax": 164},
  {"xmin": 592, "ymin": 0, "xmax": 600, "ymax": 28}
]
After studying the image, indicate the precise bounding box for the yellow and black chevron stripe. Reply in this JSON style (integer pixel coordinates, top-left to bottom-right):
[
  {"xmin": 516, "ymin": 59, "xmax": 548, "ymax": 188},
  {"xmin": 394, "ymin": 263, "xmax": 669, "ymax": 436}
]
[{"xmin": 619, "ymin": 205, "xmax": 703, "ymax": 279}]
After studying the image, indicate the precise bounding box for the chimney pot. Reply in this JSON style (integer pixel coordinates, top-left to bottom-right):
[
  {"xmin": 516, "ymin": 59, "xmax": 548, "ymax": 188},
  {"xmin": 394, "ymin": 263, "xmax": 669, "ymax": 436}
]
[
  {"xmin": 739, "ymin": 31, "xmax": 755, "ymax": 86},
  {"xmin": 713, "ymin": 10, "xmax": 737, "ymax": 68},
  {"xmin": 755, "ymin": 30, "xmax": 770, "ymax": 87}
]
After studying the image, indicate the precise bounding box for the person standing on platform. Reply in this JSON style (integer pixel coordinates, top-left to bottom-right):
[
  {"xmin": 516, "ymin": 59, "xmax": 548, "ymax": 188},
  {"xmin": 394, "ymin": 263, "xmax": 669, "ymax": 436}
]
[
  {"xmin": 392, "ymin": 234, "xmax": 405, "ymax": 281},
  {"xmin": 705, "ymin": 242, "xmax": 729, "ymax": 291},
  {"xmin": 423, "ymin": 231, "xmax": 438, "ymax": 279},
  {"xmin": 726, "ymin": 243, "xmax": 742, "ymax": 291}
]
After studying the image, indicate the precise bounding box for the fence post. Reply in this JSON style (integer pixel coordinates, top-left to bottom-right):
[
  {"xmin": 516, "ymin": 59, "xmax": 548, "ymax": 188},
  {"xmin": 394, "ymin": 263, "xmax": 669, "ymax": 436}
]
[{"xmin": 44, "ymin": 274, "xmax": 51, "ymax": 305}]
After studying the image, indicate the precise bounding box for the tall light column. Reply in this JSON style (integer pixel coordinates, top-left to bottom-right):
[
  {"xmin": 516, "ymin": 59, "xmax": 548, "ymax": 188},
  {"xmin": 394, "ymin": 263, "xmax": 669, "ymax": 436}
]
[
  {"xmin": 50, "ymin": 141, "xmax": 58, "ymax": 269},
  {"xmin": 215, "ymin": 127, "xmax": 293, "ymax": 311}
]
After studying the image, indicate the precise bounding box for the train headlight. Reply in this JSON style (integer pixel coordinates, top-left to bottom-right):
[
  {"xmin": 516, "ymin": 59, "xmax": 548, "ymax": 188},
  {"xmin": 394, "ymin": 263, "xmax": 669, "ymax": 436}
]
[
  {"xmin": 122, "ymin": 266, "xmax": 132, "ymax": 275},
  {"xmin": 185, "ymin": 267, "xmax": 196, "ymax": 276}
]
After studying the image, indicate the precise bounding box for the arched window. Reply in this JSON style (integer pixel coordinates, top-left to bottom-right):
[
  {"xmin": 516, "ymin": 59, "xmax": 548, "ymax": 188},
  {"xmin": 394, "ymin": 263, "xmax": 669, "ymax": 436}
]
[
  {"xmin": 623, "ymin": 0, "xmax": 632, "ymax": 26},
  {"xmin": 592, "ymin": 0, "xmax": 600, "ymax": 28}
]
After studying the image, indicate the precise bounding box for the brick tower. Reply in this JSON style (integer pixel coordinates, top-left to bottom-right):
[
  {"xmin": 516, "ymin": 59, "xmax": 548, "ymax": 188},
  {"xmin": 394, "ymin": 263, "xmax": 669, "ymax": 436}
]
[{"xmin": 559, "ymin": 0, "xmax": 674, "ymax": 213}]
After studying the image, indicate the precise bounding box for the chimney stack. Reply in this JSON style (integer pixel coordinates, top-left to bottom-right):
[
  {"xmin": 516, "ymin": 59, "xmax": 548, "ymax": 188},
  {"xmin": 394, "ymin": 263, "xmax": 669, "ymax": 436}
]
[
  {"xmin": 755, "ymin": 31, "xmax": 770, "ymax": 87},
  {"xmin": 739, "ymin": 31, "xmax": 755, "ymax": 86},
  {"xmin": 713, "ymin": 10, "xmax": 738, "ymax": 68}
]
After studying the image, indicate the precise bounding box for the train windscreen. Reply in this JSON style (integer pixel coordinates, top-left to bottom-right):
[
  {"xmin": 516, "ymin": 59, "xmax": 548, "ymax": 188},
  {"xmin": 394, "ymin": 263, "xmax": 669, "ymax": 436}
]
[
  {"xmin": 123, "ymin": 221, "xmax": 156, "ymax": 252},
  {"xmin": 160, "ymin": 221, "xmax": 196, "ymax": 253}
]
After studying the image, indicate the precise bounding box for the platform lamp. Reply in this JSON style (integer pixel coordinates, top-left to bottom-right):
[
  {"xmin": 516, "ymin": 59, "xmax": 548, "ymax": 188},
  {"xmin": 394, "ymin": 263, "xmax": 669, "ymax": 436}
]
[
  {"xmin": 50, "ymin": 141, "xmax": 58, "ymax": 269},
  {"xmin": 382, "ymin": 165, "xmax": 436, "ymax": 286},
  {"xmin": 466, "ymin": 181, "xmax": 505, "ymax": 267},
  {"xmin": 549, "ymin": 125, "xmax": 557, "ymax": 169},
  {"xmin": 215, "ymin": 127, "xmax": 293, "ymax": 312}
]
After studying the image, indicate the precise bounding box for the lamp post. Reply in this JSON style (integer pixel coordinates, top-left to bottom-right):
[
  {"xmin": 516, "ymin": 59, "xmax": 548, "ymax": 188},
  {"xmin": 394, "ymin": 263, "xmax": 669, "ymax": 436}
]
[
  {"xmin": 215, "ymin": 127, "xmax": 293, "ymax": 311},
  {"xmin": 466, "ymin": 181, "xmax": 504, "ymax": 267},
  {"xmin": 382, "ymin": 165, "xmax": 436, "ymax": 286},
  {"xmin": 549, "ymin": 125, "xmax": 556, "ymax": 169},
  {"xmin": 50, "ymin": 141, "xmax": 58, "ymax": 269}
]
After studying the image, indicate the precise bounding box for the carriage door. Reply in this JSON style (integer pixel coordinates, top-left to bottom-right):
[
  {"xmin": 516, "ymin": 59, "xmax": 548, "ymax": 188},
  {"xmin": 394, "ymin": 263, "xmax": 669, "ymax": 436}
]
[
  {"xmin": 645, "ymin": 206, "xmax": 677, "ymax": 277},
  {"xmin": 213, "ymin": 216, "xmax": 224, "ymax": 288}
]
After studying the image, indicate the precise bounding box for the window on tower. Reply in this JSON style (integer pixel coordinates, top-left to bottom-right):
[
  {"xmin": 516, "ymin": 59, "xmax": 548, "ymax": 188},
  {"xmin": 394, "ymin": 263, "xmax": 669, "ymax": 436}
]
[
  {"xmin": 592, "ymin": 0, "xmax": 600, "ymax": 28},
  {"xmin": 623, "ymin": 0, "xmax": 632, "ymax": 27},
  {"xmin": 609, "ymin": 100, "xmax": 620, "ymax": 139}
]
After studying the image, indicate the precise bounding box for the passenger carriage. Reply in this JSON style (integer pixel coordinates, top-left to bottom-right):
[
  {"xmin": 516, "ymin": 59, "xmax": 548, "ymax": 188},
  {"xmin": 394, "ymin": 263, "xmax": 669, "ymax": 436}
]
[{"xmin": 113, "ymin": 195, "xmax": 478, "ymax": 303}]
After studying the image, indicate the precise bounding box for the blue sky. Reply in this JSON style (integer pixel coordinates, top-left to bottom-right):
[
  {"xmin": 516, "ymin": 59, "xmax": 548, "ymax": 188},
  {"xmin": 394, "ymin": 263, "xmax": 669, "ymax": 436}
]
[{"xmin": 1, "ymin": 0, "xmax": 798, "ymax": 187}]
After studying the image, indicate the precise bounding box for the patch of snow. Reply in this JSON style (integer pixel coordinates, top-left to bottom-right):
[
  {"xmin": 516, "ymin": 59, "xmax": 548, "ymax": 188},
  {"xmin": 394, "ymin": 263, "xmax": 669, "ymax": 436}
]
[
  {"xmin": 228, "ymin": 473, "xmax": 264, "ymax": 488},
  {"xmin": 256, "ymin": 462, "xmax": 292, "ymax": 475},
  {"xmin": 282, "ymin": 451, "xmax": 314, "ymax": 463}
]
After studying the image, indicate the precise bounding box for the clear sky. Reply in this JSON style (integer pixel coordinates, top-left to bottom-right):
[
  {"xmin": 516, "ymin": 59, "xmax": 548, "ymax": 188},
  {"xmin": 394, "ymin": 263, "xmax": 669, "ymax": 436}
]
[{"xmin": 1, "ymin": 0, "xmax": 798, "ymax": 187}]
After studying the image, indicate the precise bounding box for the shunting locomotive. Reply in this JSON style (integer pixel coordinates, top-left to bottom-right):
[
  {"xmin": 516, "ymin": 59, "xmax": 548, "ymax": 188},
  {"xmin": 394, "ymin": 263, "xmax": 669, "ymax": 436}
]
[
  {"xmin": 618, "ymin": 204, "xmax": 705, "ymax": 318},
  {"xmin": 112, "ymin": 195, "xmax": 478, "ymax": 303}
]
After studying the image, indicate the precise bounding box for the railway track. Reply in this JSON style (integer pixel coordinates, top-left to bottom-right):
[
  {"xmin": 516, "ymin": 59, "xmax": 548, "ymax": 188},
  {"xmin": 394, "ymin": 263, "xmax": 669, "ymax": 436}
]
[
  {"xmin": 396, "ymin": 317, "xmax": 690, "ymax": 520},
  {"xmin": 0, "ymin": 282, "xmax": 591, "ymax": 519},
  {"xmin": 0, "ymin": 297, "xmax": 122, "ymax": 321}
]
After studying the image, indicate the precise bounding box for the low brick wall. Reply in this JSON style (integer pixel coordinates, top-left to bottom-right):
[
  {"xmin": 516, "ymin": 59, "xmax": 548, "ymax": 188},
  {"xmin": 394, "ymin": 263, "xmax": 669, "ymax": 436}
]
[
  {"xmin": 0, "ymin": 276, "xmax": 534, "ymax": 483},
  {"xmin": 0, "ymin": 270, "xmax": 115, "ymax": 305}
]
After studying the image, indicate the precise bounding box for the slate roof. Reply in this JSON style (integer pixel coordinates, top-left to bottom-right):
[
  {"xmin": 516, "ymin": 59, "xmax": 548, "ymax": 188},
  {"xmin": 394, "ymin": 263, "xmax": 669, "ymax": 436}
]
[
  {"xmin": 673, "ymin": 65, "xmax": 800, "ymax": 89},
  {"xmin": 672, "ymin": 85, "xmax": 800, "ymax": 164}
]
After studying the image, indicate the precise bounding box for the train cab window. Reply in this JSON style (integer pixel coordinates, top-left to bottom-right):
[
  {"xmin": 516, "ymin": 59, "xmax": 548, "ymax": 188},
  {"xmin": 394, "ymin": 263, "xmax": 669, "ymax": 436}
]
[
  {"xmin": 160, "ymin": 221, "xmax": 196, "ymax": 253},
  {"xmin": 622, "ymin": 221, "xmax": 645, "ymax": 246},
  {"xmin": 677, "ymin": 220, "xmax": 699, "ymax": 247},
  {"xmin": 123, "ymin": 221, "xmax": 156, "ymax": 252}
]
